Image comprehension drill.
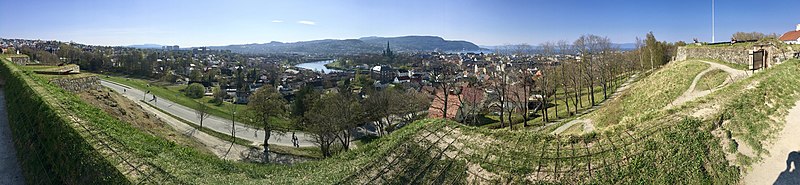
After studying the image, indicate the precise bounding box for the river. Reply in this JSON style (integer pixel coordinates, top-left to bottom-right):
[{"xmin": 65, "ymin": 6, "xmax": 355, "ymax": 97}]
[{"xmin": 295, "ymin": 60, "xmax": 341, "ymax": 74}]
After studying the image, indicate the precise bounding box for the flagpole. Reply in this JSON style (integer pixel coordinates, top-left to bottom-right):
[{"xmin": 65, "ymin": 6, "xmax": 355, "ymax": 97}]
[{"xmin": 712, "ymin": 0, "xmax": 715, "ymax": 43}]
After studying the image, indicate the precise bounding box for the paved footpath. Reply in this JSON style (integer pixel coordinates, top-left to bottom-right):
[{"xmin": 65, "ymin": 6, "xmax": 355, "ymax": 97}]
[
  {"xmin": 101, "ymin": 80, "xmax": 315, "ymax": 147},
  {"xmin": 0, "ymin": 88, "xmax": 25, "ymax": 185}
]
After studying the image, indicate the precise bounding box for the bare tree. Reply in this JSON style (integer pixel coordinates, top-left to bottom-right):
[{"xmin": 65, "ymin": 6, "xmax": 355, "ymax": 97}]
[
  {"xmin": 304, "ymin": 93, "xmax": 351, "ymax": 157},
  {"xmin": 401, "ymin": 89, "xmax": 432, "ymax": 124},
  {"xmin": 364, "ymin": 89, "xmax": 391, "ymax": 136},
  {"xmin": 487, "ymin": 58, "xmax": 511, "ymax": 128},
  {"xmin": 456, "ymin": 79, "xmax": 484, "ymax": 126},
  {"xmin": 635, "ymin": 37, "xmax": 644, "ymax": 71},
  {"xmin": 540, "ymin": 42, "xmax": 557, "ymax": 121},
  {"xmin": 195, "ymin": 101, "xmax": 211, "ymax": 128},
  {"xmin": 431, "ymin": 63, "xmax": 458, "ymax": 121},
  {"xmin": 335, "ymin": 93, "xmax": 362, "ymax": 151},
  {"xmin": 555, "ymin": 40, "xmax": 574, "ymax": 116},
  {"xmin": 225, "ymin": 104, "xmax": 237, "ymax": 159}
]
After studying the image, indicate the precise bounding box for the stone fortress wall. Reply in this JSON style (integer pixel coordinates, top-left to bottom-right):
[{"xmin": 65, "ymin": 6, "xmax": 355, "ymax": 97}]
[
  {"xmin": 676, "ymin": 45, "xmax": 796, "ymax": 69},
  {"xmin": 49, "ymin": 76, "xmax": 100, "ymax": 93}
]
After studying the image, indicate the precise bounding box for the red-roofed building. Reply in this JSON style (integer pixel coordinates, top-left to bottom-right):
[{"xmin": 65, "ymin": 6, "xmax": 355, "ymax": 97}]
[
  {"xmin": 778, "ymin": 24, "xmax": 800, "ymax": 45},
  {"xmin": 427, "ymin": 85, "xmax": 486, "ymax": 120},
  {"xmin": 428, "ymin": 90, "xmax": 461, "ymax": 119}
]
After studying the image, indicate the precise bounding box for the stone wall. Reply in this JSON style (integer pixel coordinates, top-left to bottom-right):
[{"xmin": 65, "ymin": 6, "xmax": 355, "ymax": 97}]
[
  {"xmin": 49, "ymin": 76, "xmax": 100, "ymax": 93},
  {"xmin": 8, "ymin": 56, "xmax": 29, "ymax": 65},
  {"xmin": 676, "ymin": 47, "xmax": 751, "ymax": 65},
  {"xmin": 676, "ymin": 46, "xmax": 795, "ymax": 69}
]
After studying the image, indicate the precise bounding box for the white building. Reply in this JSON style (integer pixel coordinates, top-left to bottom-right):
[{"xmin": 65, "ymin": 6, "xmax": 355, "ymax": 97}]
[{"xmin": 778, "ymin": 24, "xmax": 800, "ymax": 45}]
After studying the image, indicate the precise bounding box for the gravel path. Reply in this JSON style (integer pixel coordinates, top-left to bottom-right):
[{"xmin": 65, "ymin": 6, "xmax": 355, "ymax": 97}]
[
  {"xmin": 0, "ymin": 88, "xmax": 25, "ymax": 185},
  {"xmin": 741, "ymin": 100, "xmax": 800, "ymax": 185}
]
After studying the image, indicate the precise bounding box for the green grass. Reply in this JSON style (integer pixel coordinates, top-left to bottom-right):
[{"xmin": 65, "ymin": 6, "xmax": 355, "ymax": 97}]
[
  {"xmin": 663, "ymin": 59, "xmax": 800, "ymax": 166},
  {"xmin": 588, "ymin": 60, "xmax": 710, "ymax": 128},
  {"xmin": 713, "ymin": 59, "xmax": 800, "ymax": 158},
  {"xmin": 537, "ymin": 77, "xmax": 629, "ymax": 122},
  {"xmin": 323, "ymin": 60, "xmax": 347, "ymax": 70},
  {"xmin": 140, "ymin": 100, "xmax": 323, "ymax": 159},
  {"xmin": 17, "ymin": 65, "xmax": 58, "ymax": 71},
  {"xmin": 695, "ymin": 69, "xmax": 728, "ymax": 91},
  {"xmin": 100, "ymin": 75, "xmax": 293, "ymax": 129},
  {"xmin": 8, "ymin": 54, "xmax": 781, "ymax": 184},
  {"xmin": 443, "ymin": 115, "xmax": 740, "ymax": 184},
  {"xmin": 6, "ymin": 59, "xmax": 443, "ymax": 183},
  {"xmin": 559, "ymin": 121, "xmax": 585, "ymax": 135},
  {"xmin": 16, "ymin": 64, "xmax": 96, "ymax": 80},
  {"xmin": 479, "ymin": 76, "xmax": 630, "ymax": 129}
]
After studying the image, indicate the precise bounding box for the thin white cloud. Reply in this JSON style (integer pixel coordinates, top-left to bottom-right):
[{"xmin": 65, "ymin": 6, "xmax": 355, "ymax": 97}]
[
  {"xmin": 271, "ymin": 20, "xmax": 284, "ymax": 23},
  {"xmin": 297, "ymin": 20, "xmax": 316, "ymax": 25}
]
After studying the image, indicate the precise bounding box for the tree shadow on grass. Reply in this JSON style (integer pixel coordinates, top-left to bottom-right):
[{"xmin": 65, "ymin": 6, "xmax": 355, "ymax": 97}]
[{"xmin": 775, "ymin": 151, "xmax": 800, "ymax": 185}]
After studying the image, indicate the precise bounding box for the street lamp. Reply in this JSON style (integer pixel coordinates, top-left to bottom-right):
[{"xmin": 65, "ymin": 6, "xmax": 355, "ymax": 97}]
[{"xmin": 711, "ymin": 0, "xmax": 715, "ymax": 43}]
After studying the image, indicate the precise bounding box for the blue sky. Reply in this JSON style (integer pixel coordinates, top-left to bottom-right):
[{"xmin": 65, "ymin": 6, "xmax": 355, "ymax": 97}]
[{"xmin": 1, "ymin": 0, "xmax": 798, "ymax": 47}]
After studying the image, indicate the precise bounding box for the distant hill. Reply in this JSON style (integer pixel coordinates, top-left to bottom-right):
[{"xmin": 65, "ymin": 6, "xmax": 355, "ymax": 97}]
[
  {"xmin": 484, "ymin": 43, "xmax": 638, "ymax": 54},
  {"xmin": 126, "ymin": 44, "xmax": 165, "ymax": 49},
  {"xmin": 359, "ymin": 36, "xmax": 480, "ymax": 52},
  {"xmin": 205, "ymin": 36, "xmax": 481, "ymax": 54}
]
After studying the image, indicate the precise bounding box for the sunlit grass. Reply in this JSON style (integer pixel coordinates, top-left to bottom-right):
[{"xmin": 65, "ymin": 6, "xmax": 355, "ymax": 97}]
[{"xmin": 587, "ymin": 60, "xmax": 710, "ymax": 128}]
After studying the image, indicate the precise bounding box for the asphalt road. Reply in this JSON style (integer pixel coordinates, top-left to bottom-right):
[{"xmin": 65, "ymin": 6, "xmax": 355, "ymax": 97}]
[
  {"xmin": 0, "ymin": 88, "xmax": 25, "ymax": 185},
  {"xmin": 101, "ymin": 80, "xmax": 315, "ymax": 147}
]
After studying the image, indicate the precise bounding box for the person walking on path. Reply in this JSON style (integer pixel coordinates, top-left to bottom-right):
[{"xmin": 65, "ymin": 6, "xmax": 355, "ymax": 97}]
[{"xmin": 292, "ymin": 132, "xmax": 299, "ymax": 148}]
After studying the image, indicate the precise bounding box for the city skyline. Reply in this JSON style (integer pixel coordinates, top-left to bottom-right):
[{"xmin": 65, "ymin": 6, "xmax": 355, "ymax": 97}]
[{"xmin": 1, "ymin": 0, "xmax": 798, "ymax": 47}]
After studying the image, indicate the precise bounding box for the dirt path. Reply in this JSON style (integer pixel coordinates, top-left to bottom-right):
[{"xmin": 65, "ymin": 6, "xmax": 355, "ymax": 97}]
[
  {"xmin": 741, "ymin": 100, "xmax": 800, "ymax": 185},
  {"xmin": 665, "ymin": 60, "xmax": 748, "ymax": 109}
]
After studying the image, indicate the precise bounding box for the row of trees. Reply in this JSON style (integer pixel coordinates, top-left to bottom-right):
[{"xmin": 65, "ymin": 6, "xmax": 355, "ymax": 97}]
[
  {"xmin": 436, "ymin": 33, "xmax": 677, "ymax": 129},
  {"xmin": 238, "ymin": 83, "xmax": 431, "ymax": 160},
  {"xmin": 21, "ymin": 43, "xmax": 251, "ymax": 79},
  {"xmin": 731, "ymin": 31, "xmax": 779, "ymax": 41}
]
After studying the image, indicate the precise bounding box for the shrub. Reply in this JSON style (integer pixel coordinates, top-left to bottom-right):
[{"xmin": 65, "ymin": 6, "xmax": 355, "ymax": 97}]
[{"xmin": 184, "ymin": 83, "xmax": 205, "ymax": 99}]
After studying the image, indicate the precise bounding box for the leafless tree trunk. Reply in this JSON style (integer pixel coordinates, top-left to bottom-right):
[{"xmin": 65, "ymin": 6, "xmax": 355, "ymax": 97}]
[{"xmin": 195, "ymin": 101, "xmax": 210, "ymax": 128}]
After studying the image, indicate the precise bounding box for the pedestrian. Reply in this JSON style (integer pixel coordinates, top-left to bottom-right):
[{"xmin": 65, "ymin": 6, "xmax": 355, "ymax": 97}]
[
  {"xmin": 292, "ymin": 132, "xmax": 300, "ymax": 148},
  {"xmin": 123, "ymin": 88, "xmax": 126, "ymax": 94}
]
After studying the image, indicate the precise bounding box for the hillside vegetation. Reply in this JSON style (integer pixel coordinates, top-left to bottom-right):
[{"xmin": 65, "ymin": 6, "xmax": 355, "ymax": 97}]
[
  {"xmin": 587, "ymin": 60, "xmax": 709, "ymax": 128},
  {"xmin": 6, "ymin": 51, "xmax": 800, "ymax": 184}
]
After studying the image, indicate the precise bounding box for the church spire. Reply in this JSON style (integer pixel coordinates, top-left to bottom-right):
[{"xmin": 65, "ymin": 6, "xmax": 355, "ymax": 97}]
[{"xmin": 383, "ymin": 41, "xmax": 393, "ymax": 58}]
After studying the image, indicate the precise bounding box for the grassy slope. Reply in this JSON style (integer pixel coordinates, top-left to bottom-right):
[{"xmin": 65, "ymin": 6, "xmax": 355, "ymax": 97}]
[
  {"xmin": 588, "ymin": 60, "xmax": 710, "ymax": 128},
  {"xmin": 695, "ymin": 69, "xmax": 728, "ymax": 92},
  {"xmin": 481, "ymin": 76, "xmax": 628, "ymax": 129},
  {"xmin": 697, "ymin": 59, "xmax": 800, "ymax": 164},
  {"xmin": 21, "ymin": 57, "xmax": 796, "ymax": 184},
  {"xmin": 12, "ymin": 55, "xmax": 797, "ymax": 183},
  {"xmin": 7, "ymin": 59, "xmax": 440, "ymax": 184},
  {"xmin": 697, "ymin": 58, "xmax": 749, "ymax": 71}
]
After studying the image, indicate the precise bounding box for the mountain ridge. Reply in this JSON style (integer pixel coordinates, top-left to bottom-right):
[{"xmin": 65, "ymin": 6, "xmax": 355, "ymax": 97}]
[{"xmin": 203, "ymin": 36, "xmax": 481, "ymax": 54}]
